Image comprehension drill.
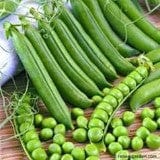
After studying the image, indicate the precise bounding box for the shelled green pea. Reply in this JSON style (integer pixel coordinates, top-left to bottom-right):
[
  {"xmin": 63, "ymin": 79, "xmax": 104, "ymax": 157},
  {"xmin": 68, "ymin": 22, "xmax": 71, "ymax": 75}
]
[
  {"xmin": 131, "ymin": 137, "xmax": 143, "ymax": 151},
  {"xmin": 129, "ymin": 71, "xmax": 143, "ymax": 84},
  {"xmin": 88, "ymin": 118, "xmax": 105, "ymax": 129},
  {"xmin": 72, "ymin": 128, "xmax": 87, "ymax": 143},
  {"xmin": 49, "ymin": 153, "xmax": 61, "ymax": 160},
  {"xmin": 96, "ymin": 102, "xmax": 113, "ymax": 116},
  {"xmin": 19, "ymin": 122, "xmax": 35, "ymax": 133},
  {"xmin": 85, "ymin": 144, "xmax": 99, "ymax": 157},
  {"xmin": 62, "ymin": 142, "xmax": 74, "ymax": 154},
  {"xmin": 118, "ymin": 136, "xmax": 130, "ymax": 149},
  {"xmin": 103, "ymin": 95, "xmax": 118, "ymax": 108},
  {"xmin": 26, "ymin": 139, "xmax": 42, "ymax": 152},
  {"xmin": 146, "ymin": 134, "xmax": 160, "ymax": 149},
  {"xmin": 88, "ymin": 127, "xmax": 103, "ymax": 143},
  {"xmin": 34, "ymin": 114, "xmax": 43, "ymax": 127},
  {"xmin": 16, "ymin": 114, "xmax": 33, "ymax": 125},
  {"xmin": 141, "ymin": 108, "xmax": 155, "ymax": 119},
  {"xmin": 111, "ymin": 117, "xmax": 123, "ymax": 128},
  {"xmin": 61, "ymin": 154, "xmax": 73, "ymax": 160},
  {"xmin": 102, "ymin": 88, "xmax": 110, "ymax": 96},
  {"xmin": 71, "ymin": 108, "xmax": 84, "ymax": 119},
  {"xmin": 41, "ymin": 117, "xmax": 57, "ymax": 129},
  {"xmin": 71, "ymin": 147, "xmax": 86, "ymax": 160},
  {"xmin": 76, "ymin": 116, "xmax": 88, "ymax": 129},
  {"xmin": 40, "ymin": 128, "xmax": 53, "ymax": 141},
  {"xmin": 91, "ymin": 108, "xmax": 108, "ymax": 123},
  {"xmin": 31, "ymin": 148, "xmax": 48, "ymax": 160},
  {"xmin": 104, "ymin": 133, "xmax": 115, "ymax": 146},
  {"xmin": 54, "ymin": 124, "xmax": 66, "ymax": 135},
  {"xmin": 113, "ymin": 126, "xmax": 128, "ymax": 137},
  {"xmin": 48, "ymin": 143, "xmax": 62, "ymax": 154},
  {"xmin": 136, "ymin": 127, "xmax": 150, "ymax": 140},
  {"xmin": 142, "ymin": 117, "xmax": 157, "ymax": 132},
  {"xmin": 123, "ymin": 77, "xmax": 137, "ymax": 90},
  {"xmin": 155, "ymin": 108, "xmax": 160, "ymax": 118},
  {"xmin": 117, "ymin": 83, "xmax": 130, "ymax": 97},
  {"xmin": 122, "ymin": 111, "xmax": 135, "ymax": 126},
  {"xmin": 53, "ymin": 134, "xmax": 65, "ymax": 145},
  {"xmin": 92, "ymin": 95, "xmax": 103, "ymax": 104},
  {"xmin": 108, "ymin": 142, "xmax": 123, "ymax": 155},
  {"xmin": 23, "ymin": 130, "xmax": 39, "ymax": 143}
]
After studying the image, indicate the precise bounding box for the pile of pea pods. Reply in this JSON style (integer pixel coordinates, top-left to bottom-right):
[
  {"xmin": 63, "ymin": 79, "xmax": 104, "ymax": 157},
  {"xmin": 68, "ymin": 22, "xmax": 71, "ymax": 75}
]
[{"xmin": 14, "ymin": 66, "xmax": 160, "ymax": 160}]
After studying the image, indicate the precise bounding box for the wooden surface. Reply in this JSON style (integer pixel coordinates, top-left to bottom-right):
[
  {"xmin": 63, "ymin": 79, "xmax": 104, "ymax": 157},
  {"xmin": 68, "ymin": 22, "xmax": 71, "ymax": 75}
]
[{"xmin": 1, "ymin": 5, "xmax": 160, "ymax": 160}]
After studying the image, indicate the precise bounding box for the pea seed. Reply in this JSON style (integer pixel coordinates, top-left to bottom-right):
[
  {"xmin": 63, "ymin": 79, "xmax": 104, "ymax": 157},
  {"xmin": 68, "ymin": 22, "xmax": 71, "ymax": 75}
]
[
  {"xmin": 86, "ymin": 156, "xmax": 100, "ymax": 160},
  {"xmin": 88, "ymin": 118, "xmax": 105, "ymax": 129},
  {"xmin": 23, "ymin": 130, "xmax": 39, "ymax": 143},
  {"xmin": 155, "ymin": 108, "xmax": 160, "ymax": 118},
  {"xmin": 19, "ymin": 122, "xmax": 34, "ymax": 133},
  {"xmin": 62, "ymin": 142, "xmax": 74, "ymax": 153},
  {"xmin": 85, "ymin": 144, "xmax": 99, "ymax": 156},
  {"xmin": 42, "ymin": 117, "xmax": 57, "ymax": 129},
  {"xmin": 157, "ymin": 118, "xmax": 160, "ymax": 128},
  {"xmin": 109, "ymin": 89, "xmax": 123, "ymax": 103},
  {"xmin": 53, "ymin": 134, "xmax": 65, "ymax": 145},
  {"xmin": 71, "ymin": 108, "xmax": 84, "ymax": 119},
  {"xmin": 16, "ymin": 103, "xmax": 31, "ymax": 115},
  {"xmin": 146, "ymin": 134, "xmax": 160, "ymax": 149},
  {"xmin": 142, "ymin": 117, "xmax": 157, "ymax": 132},
  {"xmin": 31, "ymin": 148, "xmax": 48, "ymax": 160},
  {"xmin": 73, "ymin": 128, "xmax": 87, "ymax": 143},
  {"xmin": 129, "ymin": 71, "xmax": 143, "ymax": 84},
  {"xmin": 102, "ymin": 88, "xmax": 110, "ymax": 96},
  {"xmin": 49, "ymin": 153, "xmax": 61, "ymax": 160},
  {"xmin": 136, "ymin": 66, "xmax": 148, "ymax": 78},
  {"xmin": 131, "ymin": 137, "xmax": 143, "ymax": 151},
  {"xmin": 108, "ymin": 142, "xmax": 123, "ymax": 155},
  {"xmin": 115, "ymin": 150, "xmax": 129, "ymax": 160},
  {"xmin": 34, "ymin": 114, "xmax": 43, "ymax": 126},
  {"xmin": 113, "ymin": 126, "xmax": 128, "ymax": 137},
  {"xmin": 154, "ymin": 97, "xmax": 160, "ymax": 108},
  {"xmin": 118, "ymin": 136, "xmax": 130, "ymax": 149},
  {"xmin": 123, "ymin": 77, "xmax": 137, "ymax": 90},
  {"xmin": 40, "ymin": 128, "xmax": 53, "ymax": 141},
  {"xmin": 103, "ymin": 95, "xmax": 118, "ymax": 108},
  {"xmin": 17, "ymin": 114, "xmax": 33, "ymax": 125},
  {"xmin": 92, "ymin": 95, "xmax": 103, "ymax": 104},
  {"xmin": 104, "ymin": 133, "xmax": 115, "ymax": 145},
  {"xmin": 122, "ymin": 111, "xmax": 135, "ymax": 126},
  {"xmin": 136, "ymin": 127, "xmax": 150, "ymax": 140},
  {"xmin": 141, "ymin": 108, "xmax": 155, "ymax": 119},
  {"xmin": 111, "ymin": 118, "xmax": 123, "ymax": 128},
  {"xmin": 92, "ymin": 109, "xmax": 108, "ymax": 123},
  {"xmin": 71, "ymin": 147, "xmax": 86, "ymax": 160},
  {"xmin": 48, "ymin": 143, "xmax": 62, "ymax": 154},
  {"xmin": 88, "ymin": 127, "xmax": 103, "ymax": 143},
  {"xmin": 26, "ymin": 139, "xmax": 42, "ymax": 152},
  {"xmin": 96, "ymin": 102, "xmax": 113, "ymax": 115},
  {"xmin": 61, "ymin": 154, "xmax": 73, "ymax": 160},
  {"xmin": 54, "ymin": 124, "xmax": 66, "ymax": 135},
  {"xmin": 76, "ymin": 116, "xmax": 88, "ymax": 129},
  {"xmin": 117, "ymin": 83, "xmax": 130, "ymax": 96}
]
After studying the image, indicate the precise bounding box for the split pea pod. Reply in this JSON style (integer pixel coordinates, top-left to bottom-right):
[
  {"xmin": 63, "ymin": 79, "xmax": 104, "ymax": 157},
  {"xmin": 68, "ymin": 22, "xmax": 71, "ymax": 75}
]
[
  {"xmin": 82, "ymin": 0, "xmax": 139, "ymax": 58},
  {"xmin": 116, "ymin": 0, "xmax": 160, "ymax": 43},
  {"xmin": 71, "ymin": 0, "xmax": 135, "ymax": 75},
  {"xmin": 98, "ymin": 0, "xmax": 159, "ymax": 52}
]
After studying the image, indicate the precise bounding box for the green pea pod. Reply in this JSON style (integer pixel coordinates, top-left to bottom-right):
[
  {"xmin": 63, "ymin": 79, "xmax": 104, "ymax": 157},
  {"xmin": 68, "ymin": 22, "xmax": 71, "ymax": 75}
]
[
  {"xmin": 82, "ymin": 0, "xmax": 139, "ymax": 58},
  {"xmin": 130, "ymin": 78, "xmax": 160, "ymax": 111},
  {"xmin": 146, "ymin": 48, "xmax": 160, "ymax": 64},
  {"xmin": 71, "ymin": 0, "xmax": 135, "ymax": 75},
  {"xmin": 98, "ymin": 0, "xmax": 159, "ymax": 52},
  {"xmin": 131, "ymin": 0, "xmax": 144, "ymax": 13},
  {"xmin": 115, "ymin": 0, "xmax": 160, "ymax": 43}
]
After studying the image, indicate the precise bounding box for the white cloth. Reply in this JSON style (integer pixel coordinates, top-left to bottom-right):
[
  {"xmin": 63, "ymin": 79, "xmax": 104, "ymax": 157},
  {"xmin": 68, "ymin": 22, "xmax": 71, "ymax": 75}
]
[{"xmin": 0, "ymin": 0, "xmax": 39, "ymax": 86}]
